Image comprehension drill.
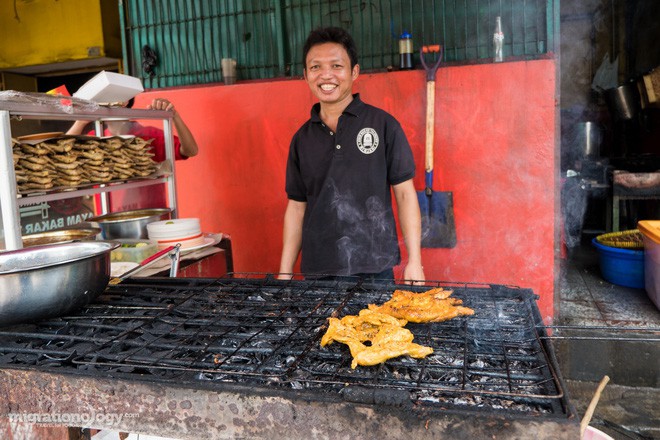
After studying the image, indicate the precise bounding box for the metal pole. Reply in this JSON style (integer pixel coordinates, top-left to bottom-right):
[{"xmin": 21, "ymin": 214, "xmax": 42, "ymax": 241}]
[
  {"xmin": 94, "ymin": 120, "xmax": 110, "ymax": 214},
  {"xmin": 162, "ymin": 117, "xmax": 178, "ymax": 218},
  {"xmin": 0, "ymin": 110, "xmax": 23, "ymax": 250}
]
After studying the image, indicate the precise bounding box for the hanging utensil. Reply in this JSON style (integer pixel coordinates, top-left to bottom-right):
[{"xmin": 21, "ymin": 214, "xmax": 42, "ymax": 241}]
[{"xmin": 417, "ymin": 45, "xmax": 457, "ymax": 248}]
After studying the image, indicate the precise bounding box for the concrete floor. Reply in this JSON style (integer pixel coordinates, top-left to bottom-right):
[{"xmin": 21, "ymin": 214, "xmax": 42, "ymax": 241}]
[{"xmin": 555, "ymin": 239, "xmax": 660, "ymax": 439}]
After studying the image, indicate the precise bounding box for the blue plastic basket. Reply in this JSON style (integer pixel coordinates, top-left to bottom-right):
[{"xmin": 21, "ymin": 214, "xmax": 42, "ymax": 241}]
[{"xmin": 592, "ymin": 238, "xmax": 645, "ymax": 289}]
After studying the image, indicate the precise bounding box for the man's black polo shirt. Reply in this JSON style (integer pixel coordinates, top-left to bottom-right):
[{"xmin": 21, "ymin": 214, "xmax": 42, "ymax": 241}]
[{"xmin": 286, "ymin": 94, "xmax": 416, "ymax": 276}]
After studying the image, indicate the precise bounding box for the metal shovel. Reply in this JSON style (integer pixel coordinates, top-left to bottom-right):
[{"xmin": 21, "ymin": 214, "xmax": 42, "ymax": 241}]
[{"xmin": 417, "ymin": 45, "xmax": 457, "ymax": 248}]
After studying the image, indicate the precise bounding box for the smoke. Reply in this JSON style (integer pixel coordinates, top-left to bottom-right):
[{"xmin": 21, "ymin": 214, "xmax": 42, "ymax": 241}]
[
  {"xmin": 331, "ymin": 185, "xmax": 365, "ymax": 223},
  {"xmin": 329, "ymin": 180, "xmax": 397, "ymax": 274},
  {"xmin": 561, "ymin": 177, "xmax": 588, "ymax": 249}
]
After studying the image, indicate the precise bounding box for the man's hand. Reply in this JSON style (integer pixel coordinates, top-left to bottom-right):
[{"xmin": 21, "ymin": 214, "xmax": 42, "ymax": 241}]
[
  {"xmin": 147, "ymin": 98, "xmax": 176, "ymax": 114},
  {"xmin": 402, "ymin": 262, "xmax": 425, "ymax": 285}
]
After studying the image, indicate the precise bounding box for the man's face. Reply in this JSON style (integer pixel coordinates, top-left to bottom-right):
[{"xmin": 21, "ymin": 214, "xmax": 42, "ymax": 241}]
[{"xmin": 304, "ymin": 42, "xmax": 359, "ymax": 106}]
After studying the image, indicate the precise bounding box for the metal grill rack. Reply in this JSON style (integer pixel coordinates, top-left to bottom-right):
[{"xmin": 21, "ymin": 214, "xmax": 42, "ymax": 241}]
[{"xmin": 0, "ymin": 276, "xmax": 570, "ymax": 418}]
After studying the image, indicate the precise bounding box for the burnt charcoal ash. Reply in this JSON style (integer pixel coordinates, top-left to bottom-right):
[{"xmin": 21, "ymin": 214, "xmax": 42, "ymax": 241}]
[{"xmin": 414, "ymin": 389, "xmax": 554, "ymax": 414}]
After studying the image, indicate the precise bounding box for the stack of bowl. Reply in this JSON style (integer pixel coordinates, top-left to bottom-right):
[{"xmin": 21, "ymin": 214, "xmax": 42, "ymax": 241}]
[{"xmin": 146, "ymin": 218, "xmax": 204, "ymax": 250}]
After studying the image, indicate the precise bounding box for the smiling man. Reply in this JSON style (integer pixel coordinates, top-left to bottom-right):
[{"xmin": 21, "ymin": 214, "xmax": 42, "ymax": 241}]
[{"xmin": 279, "ymin": 27, "xmax": 424, "ymax": 283}]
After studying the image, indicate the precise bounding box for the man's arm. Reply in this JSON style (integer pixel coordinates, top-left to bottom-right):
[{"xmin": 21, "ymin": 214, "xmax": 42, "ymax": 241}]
[
  {"xmin": 278, "ymin": 199, "xmax": 307, "ymax": 279},
  {"xmin": 66, "ymin": 120, "xmax": 88, "ymax": 135},
  {"xmin": 148, "ymin": 98, "xmax": 199, "ymax": 158},
  {"xmin": 392, "ymin": 179, "xmax": 425, "ymax": 283}
]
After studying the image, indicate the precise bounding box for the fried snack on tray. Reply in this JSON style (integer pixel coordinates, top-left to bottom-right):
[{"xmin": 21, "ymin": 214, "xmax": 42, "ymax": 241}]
[
  {"xmin": 368, "ymin": 287, "xmax": 475, "ymax": 323},
  {"xmin": 321, "ymin": 309, "xmax": 433, "ymax": 369},
  {"xmin": 13, "ymin": 135, "xmax": 159, "ymax": 192}
]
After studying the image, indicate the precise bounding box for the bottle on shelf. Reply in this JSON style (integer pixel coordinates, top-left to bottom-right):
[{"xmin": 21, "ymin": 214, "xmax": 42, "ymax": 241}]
[
  {"xmin": 399, "ymin": 31, "xmax": 413, "ymax": 70},
  {"xmin": 493, "ymin": 16, "xmax": 504, "ymax": 63}
]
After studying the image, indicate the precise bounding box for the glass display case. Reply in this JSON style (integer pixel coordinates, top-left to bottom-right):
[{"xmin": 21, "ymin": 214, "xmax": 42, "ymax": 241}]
[{"xmin": 0, "ymin": 92, "xmax": 178, "ymax": 250}]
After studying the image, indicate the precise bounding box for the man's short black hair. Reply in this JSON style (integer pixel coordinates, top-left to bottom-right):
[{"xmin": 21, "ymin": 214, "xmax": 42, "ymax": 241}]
[{"xmin": 302, "ymin": 27, "xmax": 358, "ymax": 69}]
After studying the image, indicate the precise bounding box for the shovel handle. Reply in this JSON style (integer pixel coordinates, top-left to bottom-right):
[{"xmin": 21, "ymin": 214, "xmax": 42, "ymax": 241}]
[
  {"xmin": 420, "ymin": 45, "xmax": 443, "ymax": 81},
  {"xmin": 421, "ymin": 45, "xmax": 443, "ymax": 174},
  {"xmin": 425, "ymin": 80, "xmax": 435, "ymax": 173}
]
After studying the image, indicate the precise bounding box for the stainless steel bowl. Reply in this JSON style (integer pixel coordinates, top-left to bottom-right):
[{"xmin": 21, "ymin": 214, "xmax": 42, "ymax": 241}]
[
  {"xmin": 0, "ymin": 241, "xmax": 119, "ymax": 327},
  {"xmin": 89, "ymin": 208, "xmax": 172, "ymax": 239},
  {"xmin": 22, "ymin": 227, "xmax": 101, "ymax": 247}
]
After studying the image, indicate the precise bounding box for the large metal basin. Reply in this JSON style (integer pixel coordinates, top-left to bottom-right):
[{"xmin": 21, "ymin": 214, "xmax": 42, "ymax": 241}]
[
  {"xmin": 0, "ymin": 241, "xmax": 119, "ymax": 327},
  {"xmin": 89, "ymin": 208, "xmax": 172, "ymax": 239},
  {"xmin": 22, "ymin": 227, "xmax": 101, "ymax": 247}
]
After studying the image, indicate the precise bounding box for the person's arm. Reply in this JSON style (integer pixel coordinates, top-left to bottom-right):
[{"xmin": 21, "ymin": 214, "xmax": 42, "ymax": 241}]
[
  {"xmin": 66, "ymin": 120, "xmax": 88, "ymax": 136},
  {"xmin": 278, "ymin": 199, "xmax": 307, "ymax": 279},
  {"xmin": 392, "ymin": 179, "xmax": 425, "ymax": 284},
  {"xmin": 148, "ymin": 98, "xmax": 199, "ymax": 158}
]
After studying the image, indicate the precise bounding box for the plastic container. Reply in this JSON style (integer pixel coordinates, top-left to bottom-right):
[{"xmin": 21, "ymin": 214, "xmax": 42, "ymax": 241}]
[
  {"xmin": 583, "ymin": 426, "xmax": 614, "ymax": 440},
  {"xmin": 591, "ymin": 238, "xmax": 645, "ymax": 289},
  {"xmin": 110, "ymin": 239, "xmax": 158, "ymax": 263},
  {"xmin": 637, "ymin": 220, "xmax": 660, "ymax": 309}
]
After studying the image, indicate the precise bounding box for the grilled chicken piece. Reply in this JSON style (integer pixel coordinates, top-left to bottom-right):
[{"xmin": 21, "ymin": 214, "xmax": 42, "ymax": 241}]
[
  {"xmin": 321, "ymin": 309, "xmax": 407, "ymax": 345},
  {"xmin": 320, "ymin": 317, "xmax": 367, "ymax": 358},
  {"xmin": 368, "ymin": 288, "xmax": 474, "ymax": 323},
  {"xmin": 352, "ymin": 340, "xmax": 433, "ymax": 368},
  {"xmin": 320, "ymin": 288, "xmax": 473, "ymax": 368},
  {"xmin": 321, "ymin": 310, "xmax": 432, "ymax": 368}
]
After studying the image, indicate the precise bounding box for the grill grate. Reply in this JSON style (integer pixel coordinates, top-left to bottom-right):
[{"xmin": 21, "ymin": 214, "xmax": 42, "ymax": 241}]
[{"xmin": 0, "ymin": 276, "xmax": 569, "ymax": 417}]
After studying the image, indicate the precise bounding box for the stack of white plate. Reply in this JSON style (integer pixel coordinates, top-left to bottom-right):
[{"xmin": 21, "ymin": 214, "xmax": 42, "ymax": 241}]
[{"xmin": 146, "ymin": 218, "xmax": 205, "ymax": 250}]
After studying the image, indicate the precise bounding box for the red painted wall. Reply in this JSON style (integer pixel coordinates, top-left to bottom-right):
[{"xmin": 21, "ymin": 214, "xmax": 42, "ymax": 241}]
[{"xmin": 137, "ymin": 59, "xmax": 557, "ymax": 320}]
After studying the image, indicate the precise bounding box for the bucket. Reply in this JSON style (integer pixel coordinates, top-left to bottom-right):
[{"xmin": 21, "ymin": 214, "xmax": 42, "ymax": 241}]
[{"xmin": 592, "ymin": 238, "xmax": 645, "ymax": 289}]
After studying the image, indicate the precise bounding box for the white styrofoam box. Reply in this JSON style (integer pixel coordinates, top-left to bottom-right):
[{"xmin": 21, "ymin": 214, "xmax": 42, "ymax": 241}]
[{"xmin": 73, "ymin": 71, "xmax": 144, "ymax": 104}]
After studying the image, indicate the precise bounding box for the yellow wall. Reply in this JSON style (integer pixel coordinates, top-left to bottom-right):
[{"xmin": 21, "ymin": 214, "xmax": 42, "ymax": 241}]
[{"xmin": 0, "ymin": 0, "xmax": 120, "ymax": 69}]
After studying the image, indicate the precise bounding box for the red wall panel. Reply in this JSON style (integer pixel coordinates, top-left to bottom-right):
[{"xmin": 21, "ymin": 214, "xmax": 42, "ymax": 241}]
[{"xmin": 137, "ymin": 59, "xmax": 558, "ymax": 320}]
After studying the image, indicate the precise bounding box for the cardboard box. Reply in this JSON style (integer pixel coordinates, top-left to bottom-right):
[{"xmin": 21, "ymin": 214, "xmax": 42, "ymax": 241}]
[
  {"xmin": 73, "ymin": 71, "xmax": 143, "ymax": 104},
  {"xmin": 638, "ymin": 220, "xmax": 660, "ymax": 310}
]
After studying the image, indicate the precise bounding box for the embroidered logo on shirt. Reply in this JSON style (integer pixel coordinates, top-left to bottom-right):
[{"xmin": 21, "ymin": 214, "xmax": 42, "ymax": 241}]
[{"xmin": 356, "ymin": 128, "xmax": 379, "ymax": 154}]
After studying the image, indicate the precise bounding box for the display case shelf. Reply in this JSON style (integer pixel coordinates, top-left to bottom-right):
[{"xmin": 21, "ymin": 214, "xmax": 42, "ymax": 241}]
[
  {"xmin": 0, "ymin": 94, "xmax": 178, "ymax": 251},
  {"xmin": 15, "ymin": 175, "xmax": 171, "ymax": 206}
]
